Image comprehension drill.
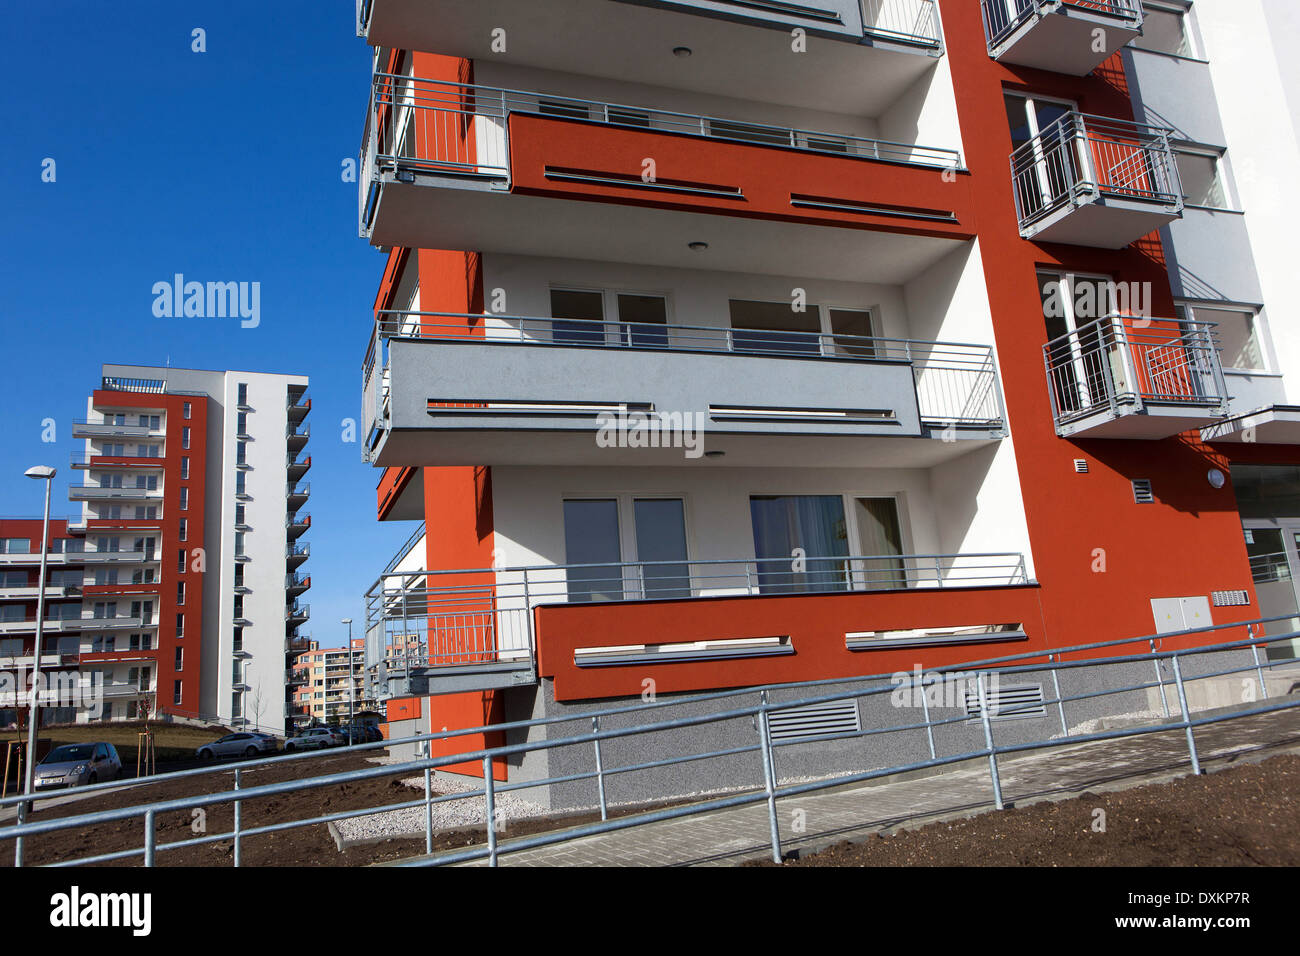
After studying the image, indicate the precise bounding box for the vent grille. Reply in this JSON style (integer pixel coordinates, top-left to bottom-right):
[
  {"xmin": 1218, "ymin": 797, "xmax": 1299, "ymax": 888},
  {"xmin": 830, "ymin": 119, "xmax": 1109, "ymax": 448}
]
[
  {"xmin": 1212, "ymin": 590, "xmax": 1250, "ymax": 607},
  {"xmin": 1074, "ymin": 459, "xmax": 1089, "ymax": 474},
  {"xmin": 767, "ymin": 700, "xmax": 861, "ymax": 742},
  {"xmin": 965, "ymin": 684, "xmax": 1046, "ymax": 720},
  {"xmin": 1132, "ymin": 479, "xmax": 1154, "ymax": 504}
]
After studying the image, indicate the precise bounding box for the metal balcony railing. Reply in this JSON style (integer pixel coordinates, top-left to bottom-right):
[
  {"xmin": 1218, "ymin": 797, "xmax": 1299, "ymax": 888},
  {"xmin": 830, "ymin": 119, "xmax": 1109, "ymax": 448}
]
[
  {"xmin": 286, "ymin": 423, "xmax": 311, "ymax": 441},
  {"xmin": 1043, "ymin": 314, "xmax": 1228, "ymax": 430},
  {"xmin": 287, "ymin": 543, "xmax": 311, "ymax": 561},
  {"xmin": 362, "ymin": 311, "xmax": 1004, "ymax": 449},
  {"xmin": 1010, "ymin": 112, "xmax": 1181, "ymax": 235},
  {"xmin": 981, "ymin": 0, "xmax": 1142, "ymax": 52},
  {"xmin": 365, "ymin": 552, "xmax": 1029, "ymax": 676},
  {"xmin": 287, "ymin": 604, "xmax": 311, "ymax": 622},
  {"xmin": 287, "ymin": 482, "xmax": 311, "ymax": 499},
  {"xmin": 862, "ymin": 0, "xmax": 941, "ymax": 47},
  {"xmin": 359, "ymin": 74, "xmax": 962, "ymax": 235}
]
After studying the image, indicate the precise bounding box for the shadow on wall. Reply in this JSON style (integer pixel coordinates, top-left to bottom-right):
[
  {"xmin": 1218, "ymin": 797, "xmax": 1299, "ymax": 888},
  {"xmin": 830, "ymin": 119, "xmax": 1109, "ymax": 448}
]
[{"xmin": 1072, "ymin": 432, "xmax": 1242, "ymax": 520}]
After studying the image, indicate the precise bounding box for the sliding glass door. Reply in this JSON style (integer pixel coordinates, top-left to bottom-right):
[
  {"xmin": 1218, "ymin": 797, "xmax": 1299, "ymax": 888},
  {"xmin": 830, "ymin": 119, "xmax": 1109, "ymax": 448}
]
[
  {"xmin": 563, "ymin": 497, "xmax": 691, "ymax": 602},
  {"xmin": 750, "ymin": 495, "xmax": 850, "ymax": 593}
]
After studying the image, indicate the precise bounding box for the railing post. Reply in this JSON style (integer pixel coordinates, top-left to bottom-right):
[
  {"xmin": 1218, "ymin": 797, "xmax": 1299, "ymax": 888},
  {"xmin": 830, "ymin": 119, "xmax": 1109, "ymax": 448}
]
[
  {"xmin": 1050, "ymin": 654, "xmax": 1069, "ymax": 737},
  {"xmin": 592, "ymin": 716, "xmax": 608, "ymax": 822},
  {"xmin": 483, "ymin": 755, "xmax": 498, "ymax": 867},
  {"xmin": 1151, "ymin": 639, "xmax": 1170, "ymax": 718},
  {"xmin": 757, "ymin": 691, "xmax": 783, "ymax": 865},
  {"xmin": 1170, "ymin": 653, "xmax": 1202, "ymax": 775},
  {"xmin": 1248, "ymin": 624, "xmax": 1268, "ymax": 701},
  {"xmin": 233, "ymin": 768, "xmax": 242, "ymax": 868},
  {"xmin": 919, "ymin": 682, "xmax": 937, "ymax": 761},
  {"xmin": 144, "ymin": 809, "xmax": 156, "ymax": 867},
  {"xmin": 423, "ymin": 740, "xmax": 434, "ymax": 855},
  {"xmin": 976, "ymin": 672, "xmax": 1004, "ymax": 810}
]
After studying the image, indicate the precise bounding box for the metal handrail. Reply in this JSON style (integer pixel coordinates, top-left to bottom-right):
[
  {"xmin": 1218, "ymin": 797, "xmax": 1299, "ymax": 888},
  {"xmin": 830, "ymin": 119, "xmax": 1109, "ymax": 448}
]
[
  {"xmin": 364, "ymin": 310, "xmax": 1004, "ymax": 429},
  {"xmin": 861, "ymin": 0, "xmax": 941, "ymax": 46},
  {"xmin": 365, "ymin": 552, "xmax": 1030, "ymax": 674},
  {"xmin": 4, "ymin": 617, "xmax": 1297, "ymax": 867},
  {"xmin": 1042, "ymin": 313, "xmax": 1228, "ymax": 427},
  {"xmin": 1010, "ymin": 111, "xmax": 1181, "ymax": 232},
  {"xmin": 981, "ymin": 0, "xmax": 1142, "ymax": 51},
  {"xmin": 358, "ymin": 72, "xmax": 962, "ymax": 232}
]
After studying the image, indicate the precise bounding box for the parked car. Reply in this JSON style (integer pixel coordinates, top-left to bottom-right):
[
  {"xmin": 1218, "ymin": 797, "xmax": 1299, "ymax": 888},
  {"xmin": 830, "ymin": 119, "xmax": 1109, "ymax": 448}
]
[
  {"xmin": 33, "ymin": 742, "xmax": 122, "ymax": 791},
  {"xmin": 195, "ymin": 732, "xmax": 279, "ymax": 760},
  {"xmin": 284, "ymin": 727, "xmax": 343, "ymax": 751}
]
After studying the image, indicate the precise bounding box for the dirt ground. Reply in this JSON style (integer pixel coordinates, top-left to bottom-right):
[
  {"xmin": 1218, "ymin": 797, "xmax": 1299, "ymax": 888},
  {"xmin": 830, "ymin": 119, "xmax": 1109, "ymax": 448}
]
[
  {"xmin": 748, "ymin": 753, "xmax": 1300, "ymax": 867},
  {"xmin": 0, "ymin": 748, "xmax": 658, "ymax": 867}
]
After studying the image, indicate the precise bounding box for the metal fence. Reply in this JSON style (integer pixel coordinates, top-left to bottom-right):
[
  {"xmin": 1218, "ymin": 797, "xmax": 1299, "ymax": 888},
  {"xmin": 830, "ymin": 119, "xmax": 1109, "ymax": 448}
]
[
  {"xmin": 362, "ymin": 310, "xmax": 1003, "ymax": 447},
  {"xmin": 1043, "ymin": 314, "xmax": 1227, "ymax": 429},
  {"xmin": 1011, "ymin": 112, "xmax": 1181, "ymax": 232},
  {"xmin": 365, "ymin": 553, "xmax": 1030, "ymax": 674},
  {"xmin": 862, "ymin": 0, "xmax": 941, "ymax": 45},
  {"xmin": 359, "ymin": 73, "xmax": 963, "ymax": 234},
  {"xmin": 981, "ymin": 0, "xmax": 1143, "ymax": 51},
  {"xmin": 2, "ymin": 615, "xmax": 1296, "ymax": 867}
]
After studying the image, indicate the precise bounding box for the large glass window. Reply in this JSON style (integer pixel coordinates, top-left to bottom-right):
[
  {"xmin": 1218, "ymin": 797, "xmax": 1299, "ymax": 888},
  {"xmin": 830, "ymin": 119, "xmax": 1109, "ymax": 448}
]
[
  {"xmin": 728, "ymin": 300, "xmax": 822, "ymax": 356},
  {"xmin": 854, "ymin": 497, "xmax": 905, "ymax": 590},
  {"xmin": 1179, "ymin": 304, "xmax": 1265, "ymax": 371},
  {"xmin": 1132, "ymin": 4, "xmax": 1195, "ymax": 57},
  {"xmin": 550, "ymin": 289, "xmax": 605, "ymax": 346},
  {"xmin": 749, "ymin": 495, "xmax": 849, "ymax": 593},
  {"xmin": 632, "ymin": 499, "xmax": 691, "ymax": 598},
  {"xmin": 617, "ymin": 294, "xmax": 669, "ymax": 348},
  {"xmin": 563, "ymin": 499, "xmax": 623, "ymax": 602},
  {"xmin": 1174, "ymin": 149, "xmax": 1228, "ymax": 208}
]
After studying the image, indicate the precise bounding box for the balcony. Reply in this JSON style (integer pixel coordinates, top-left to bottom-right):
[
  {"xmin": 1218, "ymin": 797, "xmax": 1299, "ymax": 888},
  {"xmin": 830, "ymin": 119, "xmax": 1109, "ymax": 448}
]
[
  {"xmin": 362, "ymin": 312, "xmax": 1005, "ymax": 468},
  {"xmin": 288, "ymin": 455, "xmax": 312, "ymax": 481},
  {"xmin": 365, "ymin": 551, "xmax": 1033, "ymax": 697},
  {"xmin": 80, "ymin": 549, "xmax": 158, "ymax": 565},
  {"xmin": 288, "ymin": 390, "xmax": 312, "ymax": 423},
  {"xmin": 70, "ymin": 453, "xmax": 165, "ymax": 470},
  {"xmin": 286, "ymin": 423, "xmax": 311, "ymax": 450},
  {"xmin": 67, "ymin": 485, "xmax": 163, "ymax": 502},
  {"xmin": 286, "ymin": 603, "xmax": 311, "ymax": 625},
  {"xmin": 1043, "ymin": 314, "xmax": 1227, "ymax": 439},
  {"xmin": 359, "ymin": 1, "xmax": 943, "ymax": 105},
  {"xmin": 79, "ymin": 615, "xmax": 147, "ymax": 631},
  {"xmin": 286, "ymin": 482, "xmax": 311, "ymax": 508},
  {"xmin": 1011, "ymin": 113, "xmax": 1182, "ymax": 248},
  {"xmin": 287, "ymin": 542, "xmax": 311, "ymax": 568},
  {"xmin": 287, "ymin": 573, "xmax": 312, "ymax": 597},
  {"xmin": 359, "ymin": 76, "xmax": 972, "ymax": 277},
  {"xmin": 982, "ymin": 0, "xmax": 1143, "ymax": 75},
  {"xmin": 286, "ymin": 514, "xmax": 312, "ymax": 538},
  {"xmin": 71, "ymin": 420, "xmax": 153, "ymax": 440}
]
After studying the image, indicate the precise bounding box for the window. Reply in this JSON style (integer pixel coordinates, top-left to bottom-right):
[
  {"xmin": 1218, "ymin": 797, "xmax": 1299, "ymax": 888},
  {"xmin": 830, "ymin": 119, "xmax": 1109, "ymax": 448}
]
[
  {"xmin": 183, "ymin": 402, "xmax": 192, "ymax": 420},
  {"xmin": 234, "ymin": 532, "xmax": 246, "ymax": 557},
  {"xmin": 549, "ymin": 289, "xmax": 605, "ymax": 345},
  {"xmin": 616, "ymin": 294, "xmax": 669, "ymax": 348},
  {"xmin": 827, "ymin": 308, "xmax": 878, "ymax": 359},
  {"xmin": 173, "ymin": 681, "xmax": 183, "ymax": 706},
  {"xmin": 1174, "ymin": 148, "xmax": 1229, "ymax": 208},
  {"xmin": 707, "ymin": 118, "xmax": 791, "ymax": 147},
  {"xmin": 0, "ymin": 606, "xmax": 25, "ymax": 623},
  {"xmin": 233, "ymin": 564, "xmax": 244, "ymax": 587},
  {"xmin": 235, "ymin": 504, "xmax": 246, "ymax": 526},
  {"xmin": 237, "ymin": 383, "xmax": 248, "ymax": 406},
  {"xmin": 94, "ymin": 567, "xmax": 119, "ymax": 586},
  {"xmin": 235, "ymin": 472, "xmax": 246, "ymax": 496},
  {"xmin": 1178, "ymin": 303, "xmax": 1267, "ymax": 371},
  {"xmin": 175, "ymin": 647, "xmax": 184, "ymax": 671},
  {"xmin": 178, "ymin": 518, "xmax": 187, "ymax": 542},
  {"xmin": 181, "ymin": 457, "xmax": 190, "ymax": 479},
  {"xmin": 750, "ymin": 495, "xmax": 849, "ymax": 593},
  {"xmin": 236, "ymin": 442, "xmax": 247, "ymax": 466},
  {"xmin": 181, "ymin": 427, "xmax": 191, "ymax": 450},
  {"xmin": 134, "ymin": 506, "xmax": 157, "ymax": 520},
  {"xmin": 134, "ymin": 475, "xmax": 158, "ymax": 490},
  {"xmin": 176, "ymin": 614, "xmax": 185, "ymax": 639},
  {"xmin": 176, "ymin": 582, "xmax": 185, "ymax": 605},
  {"xmin": 0, "ymin": 539, "xmax": 30, "ymax": 554},
  {"xmin": 1005, "ymin": 93, "xmax": 1078, "ymax": 220},
  {"xmin": 236, "ymin": 411, "xmax": 248, "ymax": 435},
  {"xmin": 539, "ymin": 98, "xmax": 589, "ymax": 120},
  {"xmin": 178, "ymin": 549, "xmax": 187, "ymax": 573},
  {"xmin": 179, "ymin": 487, "xmax": 189, "ymax": 511},
  {"xmin": 562, "ymin": 497, "xmax": 691, "ymax": 601},
  {"xmin": 233, "ymin": 627, "xmax": 242, "ymax": 652},
  {"xmin": 1132, "ymin": 3, "xmax": 1195, "ymax": 57},
  {"xmin": 129, "ymin": 633, "xmax": 141, "ymax": 651},
  {"xmin": 728, "ymin": 299, "xmax": 822, "ymax": 355}
]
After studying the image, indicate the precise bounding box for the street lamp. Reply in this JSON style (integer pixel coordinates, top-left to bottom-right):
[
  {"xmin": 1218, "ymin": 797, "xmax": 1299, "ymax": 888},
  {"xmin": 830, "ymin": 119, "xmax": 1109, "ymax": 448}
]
[
  {"xmin": 341, "ymin": 618, "xmax": 354, "ymax": 732},
  {"xmin": 16, "ymin": 465, "xmax": 56, "ymax": 866}
]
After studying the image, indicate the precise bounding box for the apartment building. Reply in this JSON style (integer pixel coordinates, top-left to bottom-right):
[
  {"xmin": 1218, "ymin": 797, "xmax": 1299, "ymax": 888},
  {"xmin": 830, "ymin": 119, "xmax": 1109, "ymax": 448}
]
[
  {"xmin": 0, "ymin": 366, "xmax": 312, "ymax": 733},
  {"xmin": 354, "ymin": 0, "xmax": 1299, "ymax": 803}
]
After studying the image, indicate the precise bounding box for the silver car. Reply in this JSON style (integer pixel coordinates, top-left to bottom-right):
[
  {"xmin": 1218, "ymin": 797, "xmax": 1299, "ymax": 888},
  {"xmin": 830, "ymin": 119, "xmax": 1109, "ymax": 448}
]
[
  {"xmin": 284, "ymin": 727, "xmax": 343, "ymax": 751},
  {"xmin": 195, "ymin": 732, "xmax": 279, "ymax": 760},
  {"xmin": 33, "ymin": 742, "xmax": 122, "ymax": 791}
]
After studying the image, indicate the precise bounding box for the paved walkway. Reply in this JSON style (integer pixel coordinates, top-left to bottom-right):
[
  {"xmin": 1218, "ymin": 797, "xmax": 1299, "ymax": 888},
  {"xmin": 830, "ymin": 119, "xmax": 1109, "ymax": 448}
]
[{"xmin": 446, "ymin": 706, "xmax": 1300, "ymax": 866}]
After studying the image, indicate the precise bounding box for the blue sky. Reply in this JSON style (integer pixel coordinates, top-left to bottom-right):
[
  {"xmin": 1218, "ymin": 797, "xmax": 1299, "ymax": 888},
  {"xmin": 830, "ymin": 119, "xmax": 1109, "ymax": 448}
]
[{"xmin": 0, "ymin": 2, "xmax": 411, "ymax": 646}]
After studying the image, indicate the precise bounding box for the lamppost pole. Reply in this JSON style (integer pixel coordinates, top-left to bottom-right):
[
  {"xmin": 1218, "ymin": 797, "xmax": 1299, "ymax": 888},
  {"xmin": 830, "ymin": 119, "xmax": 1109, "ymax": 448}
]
[
  {"xmin": 15, "ymin": 465, "xmax": 56, "ymax": 867},
  {"xmin": 342, "ymin": 618, "xmax": 354, "ymax": 733}
]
